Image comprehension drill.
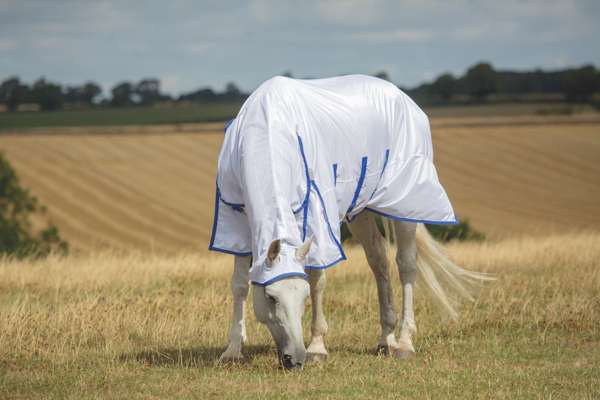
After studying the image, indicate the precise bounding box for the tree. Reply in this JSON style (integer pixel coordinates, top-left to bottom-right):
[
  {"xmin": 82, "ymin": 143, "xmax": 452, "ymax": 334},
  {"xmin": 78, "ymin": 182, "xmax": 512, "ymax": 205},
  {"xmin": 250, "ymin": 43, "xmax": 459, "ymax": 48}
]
[
  {"xmin": 178, "ymin": 88, "xmax": 217, "ymax": 102},
  {"xmin": 374, "ymin": 71, "xmax": 390, "ymax": 81},
  {"xmin": 431, "ymin": 73, "xmax": 456, "ymax": 101},
  {"xmin": 0, "ymin": 153, "xmax": 68, "ymax": 258},
  {"xmin": 465, "ymin": 62, "xmax": 497, "ymax": 101},
  {"xmin": 110, "ymin": 81, "xmax": 134, "ymax": 106},
  {"xmin": 225, "ymin": 82, "xmax": 241, "ymax": 96},
  {"xmin": 562, "ymin": 65, "xmax": 598, "ymax": 103},
  {"xmin": 135, "ymin": 78, "xmax": 161, "ymax": 105},
  {"xmin": 81, "ymin": 82, "xmax": 102, "ymax": 105},
  {"xmin": 31, "ymin": 78, "xmax": 64, "ymax": 111},
  {"xmin": 64, "ymin": 82, "xmax": 102, "ymax": 106},
  {"xmin": 0, "ymin": 77, "xmax": 30, "ymax": 112}
]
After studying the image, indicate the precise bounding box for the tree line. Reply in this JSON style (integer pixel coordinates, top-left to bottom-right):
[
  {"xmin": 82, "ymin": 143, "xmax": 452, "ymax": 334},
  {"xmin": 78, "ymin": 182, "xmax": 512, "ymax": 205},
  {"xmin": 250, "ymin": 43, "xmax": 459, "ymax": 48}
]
[
  {"xmin": 407, "ymin": 62, "xmax": 599, "ymax": 105},
  {"xmin": 1, "ymin": 62, "xmax": 599, "ymax": 112},
  {"xmin": 0, "ymin": 77, "xmax": 247, "ymax": 112}
]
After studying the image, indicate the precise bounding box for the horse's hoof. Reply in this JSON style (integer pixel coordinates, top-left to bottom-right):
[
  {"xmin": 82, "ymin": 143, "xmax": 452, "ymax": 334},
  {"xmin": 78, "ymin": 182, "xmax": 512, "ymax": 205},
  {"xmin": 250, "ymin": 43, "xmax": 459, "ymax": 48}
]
[
  {"xmin": 306, "ymin": 352, "xmax": 328, "ymax": 364},
  {"xmin": 392, "ymin": 348, "xmax": 415, "ymax": 359},
  {"xmin": 376, "ymin": 345, "xmax": 415, "ymax": 359},
  {"xmin": 219, "ymin": 352, "xmax": 245, "ymax": 364},
  {"xmin": 376, "ymin": 345, "xmax": 391, "ymax": 356}
]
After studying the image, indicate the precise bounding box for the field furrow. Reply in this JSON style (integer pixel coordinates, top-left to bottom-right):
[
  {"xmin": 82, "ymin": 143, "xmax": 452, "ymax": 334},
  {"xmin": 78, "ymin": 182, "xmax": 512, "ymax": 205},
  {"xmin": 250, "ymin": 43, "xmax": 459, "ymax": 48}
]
[{"xmin": 1, "ymin": 119, "xmax": 599, "ymax": 252}]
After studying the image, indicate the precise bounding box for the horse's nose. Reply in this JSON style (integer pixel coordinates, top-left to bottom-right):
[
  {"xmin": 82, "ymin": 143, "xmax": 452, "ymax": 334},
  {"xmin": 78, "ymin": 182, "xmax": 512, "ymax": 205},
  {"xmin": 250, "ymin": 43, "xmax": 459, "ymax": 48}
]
[{"xmin": 282, "ymin": 354, "xmax": 303, "ymax": 370}]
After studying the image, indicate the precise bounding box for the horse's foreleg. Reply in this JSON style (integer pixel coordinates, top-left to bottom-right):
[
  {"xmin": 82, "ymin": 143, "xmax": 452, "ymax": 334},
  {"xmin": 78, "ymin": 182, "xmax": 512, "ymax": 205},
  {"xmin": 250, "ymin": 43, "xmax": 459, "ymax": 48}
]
[
  {"xmin": 306, "ymin": 269, "xmax": 329, "ymax": 363},
  {"xmin": 349, "ymin": 213, "xmax": 401, "ymax": 356},
  {"xmin": 394, "ymin": 221, "xmax": 418, "ymax": 358},
  {"xmin": 219, "ymin": 255, "xmax": 251, "ymax": 362}
]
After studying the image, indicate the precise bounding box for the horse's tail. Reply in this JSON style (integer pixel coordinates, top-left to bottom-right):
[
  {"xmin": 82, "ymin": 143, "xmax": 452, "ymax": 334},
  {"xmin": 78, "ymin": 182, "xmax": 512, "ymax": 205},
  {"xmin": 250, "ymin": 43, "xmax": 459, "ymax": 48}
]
[{"xmin": 413, "ymin": 224, "xmax": 494, "ymax": 321}]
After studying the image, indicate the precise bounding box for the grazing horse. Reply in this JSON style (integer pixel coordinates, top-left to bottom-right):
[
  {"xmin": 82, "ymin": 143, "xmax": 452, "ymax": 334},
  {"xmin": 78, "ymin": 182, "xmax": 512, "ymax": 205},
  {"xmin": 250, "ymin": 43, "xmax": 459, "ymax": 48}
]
[{"xmin": 209, "ymin": 75, "xmax": 488, "ymax": 369}]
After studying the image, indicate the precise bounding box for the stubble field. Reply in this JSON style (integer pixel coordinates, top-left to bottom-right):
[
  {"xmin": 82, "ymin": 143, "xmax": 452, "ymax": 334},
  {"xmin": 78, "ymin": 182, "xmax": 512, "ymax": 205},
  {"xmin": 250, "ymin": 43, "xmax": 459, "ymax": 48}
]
[
  {"xmin": 1, "ymin": 112, "xmax": 599, "ymax": 399},
  {"xmin": 1, "ymin": 114, "xmax": 599, "ymax": 252}
]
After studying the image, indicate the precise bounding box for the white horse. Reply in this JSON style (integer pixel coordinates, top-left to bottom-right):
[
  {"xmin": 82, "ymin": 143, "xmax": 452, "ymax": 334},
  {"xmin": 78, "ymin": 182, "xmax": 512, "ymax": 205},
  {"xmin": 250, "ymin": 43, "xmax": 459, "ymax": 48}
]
[
  {"xmin": 211, "ymin": 75, "xmax": 489, "ymax": 369},
  {"xmin": 219, "ymin": 216, "xmax": 488, "ymax": 368}
]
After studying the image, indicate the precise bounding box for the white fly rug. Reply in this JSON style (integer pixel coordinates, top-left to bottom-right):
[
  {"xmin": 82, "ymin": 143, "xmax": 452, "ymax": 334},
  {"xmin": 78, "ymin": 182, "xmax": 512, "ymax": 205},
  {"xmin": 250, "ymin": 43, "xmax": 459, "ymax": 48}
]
[{"xmin": 209, "ymin": 75, "xmax": 457, "ymax": 285}]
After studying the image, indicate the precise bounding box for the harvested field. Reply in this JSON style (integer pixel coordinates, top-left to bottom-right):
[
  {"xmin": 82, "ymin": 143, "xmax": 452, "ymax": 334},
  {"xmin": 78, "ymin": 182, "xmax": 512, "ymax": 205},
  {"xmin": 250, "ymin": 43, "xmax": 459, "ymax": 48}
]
[{"xmin": 1, "ymin": 115, "xmax": 599, "ymax": 252}]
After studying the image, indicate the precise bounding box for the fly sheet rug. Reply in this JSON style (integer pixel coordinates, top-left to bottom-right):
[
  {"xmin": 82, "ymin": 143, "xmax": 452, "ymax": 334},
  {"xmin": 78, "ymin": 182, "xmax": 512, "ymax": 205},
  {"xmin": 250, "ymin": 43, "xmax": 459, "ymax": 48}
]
[{"xmin": 209, "ymin": 75, "xmax": 457, "ymax": 285}]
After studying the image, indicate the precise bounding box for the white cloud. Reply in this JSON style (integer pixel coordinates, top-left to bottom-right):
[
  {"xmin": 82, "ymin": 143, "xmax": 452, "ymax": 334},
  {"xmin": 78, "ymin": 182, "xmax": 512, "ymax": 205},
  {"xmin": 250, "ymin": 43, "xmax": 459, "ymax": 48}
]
[
  {"xmin": 0, "ymin": 38, "xmax": 18, "ymax": 51},
  {"xmin": 352, "ymin": 29, "xmax": 434, "ymax": 43},
  {"xmin": 160, "ymin": 74, "xmax": 182, "ymax": 95},
  {"xmin": 316, "ymin": 0, "xmax": 387, "ymax": 26}
]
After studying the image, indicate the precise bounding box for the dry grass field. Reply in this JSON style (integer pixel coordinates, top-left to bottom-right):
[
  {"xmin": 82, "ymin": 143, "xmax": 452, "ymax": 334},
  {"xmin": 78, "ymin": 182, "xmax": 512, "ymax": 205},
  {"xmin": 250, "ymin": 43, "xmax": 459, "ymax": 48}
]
[
  {"xmin": 1, "ymin": 113, "xmax": 599, "ymax": 398},
  {"xmin": 0, "ymin": 114, "xmax": 599, "ymax": 252},
  {"xmin": 1, "ymin": 234, "xmax": 599, "ymax": 399}
]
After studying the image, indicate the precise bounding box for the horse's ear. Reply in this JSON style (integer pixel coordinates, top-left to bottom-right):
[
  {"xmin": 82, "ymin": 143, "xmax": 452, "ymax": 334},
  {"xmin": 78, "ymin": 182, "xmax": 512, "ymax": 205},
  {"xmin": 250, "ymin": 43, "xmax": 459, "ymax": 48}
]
[
  {"xmin": 267, "ymin": 239, "xmax": 281, "ymax": 264},
  {"xmin": 295, "ymin": 235, "xmax": 313, "ymax": 261}
]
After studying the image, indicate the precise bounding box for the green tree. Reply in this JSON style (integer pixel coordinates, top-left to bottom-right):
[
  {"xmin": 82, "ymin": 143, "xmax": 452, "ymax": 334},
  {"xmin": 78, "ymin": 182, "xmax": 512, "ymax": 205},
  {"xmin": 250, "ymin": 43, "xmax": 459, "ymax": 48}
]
[
  {"xmin": 110, "ymin": 81, "xmax": 134, "ymax": 106},
  {"xmin": 431, "ymin": 73, "xmax": 456, "ymax": 101},
  {"xmin": 225, "ymin": 82, "xmax": 241, "ymax": 96},
  {"xmin": 81, "ymin": 82, "xmax": 102, "ymax": 105},
  {"xmin": 0, "ymin": 77, "xmax": 30, "ymax": 112},
  {"xmin": 465, "ymin": 62, "xmax": 497, "ymax": 101},
  {"xmin": 562, "ymin": 65, "xmax": 598, "ymax": 103},
  {"xmin": 135, "ymin": 78, "xmax": 161, "ymax": 105},
  {"xmin": 374, "ymin": 71, "xmax": 391, "ymax": 81},
  {"xmin": 0, "ymin": 153, "xmax": 68, "ymax": 258},
  {"xmin": 31, "ymin": 77, "xmax": 64, "ymax": 111}
]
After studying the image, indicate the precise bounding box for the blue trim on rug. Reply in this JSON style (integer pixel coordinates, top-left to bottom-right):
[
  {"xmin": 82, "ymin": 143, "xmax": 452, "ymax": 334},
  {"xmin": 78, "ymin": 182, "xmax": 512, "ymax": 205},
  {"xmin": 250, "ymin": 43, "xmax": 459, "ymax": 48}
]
[
  {"xmin": 218, "ymin": 188, "xmax": 245, "ymax": 213},
  {"xmin": 224, "ymin": 119, "xmax": 235, "ymax": 132},
  {"xmin": 365, "ymin": 207, "xmax": 459, "ymax": 225},
  {"xmin": 208, "ymin": 185, "xmax": 252, "ymax": 256},
  {"xmin": 293, "ymin": 134, "xmax": 311, "ymax": 215},
  {"xmin": 252, "ymin": 272, "xmax": 309, "ymax": 286},
  {"xmin": 332, "ymin": 163, "xmax": 338, "ymax": 186},
  {"xmin": 310, "ymin": 179, "xmax": 347, "ymax": 263},
  {"xmin": 301, "ymin": 190, "xmax": 310, "ymax": 241},
  {"xmin": 346, "ymin": 156, "xmax": 368, "ymax": 222},
  {"xmin": 211, "ymin": 247, "xmax": 253, "ymax": 256},
  {"xmin": 208, "ymin": 186, "xmax": 220, "ymax": 251},
  {"xmin": 305, "ymin": 255, "xmax": 346, "ymax": 270},
  {"xmin": 368, "ymin": 149, "xmax": 390, "ymax": 201}
]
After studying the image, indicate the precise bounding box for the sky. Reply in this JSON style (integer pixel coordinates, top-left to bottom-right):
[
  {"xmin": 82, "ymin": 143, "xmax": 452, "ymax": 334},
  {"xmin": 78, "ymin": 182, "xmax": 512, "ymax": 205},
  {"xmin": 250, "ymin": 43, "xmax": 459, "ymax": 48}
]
[{"xmin": 1, "ymin": 0, "xmax": 599, "ymax": 96}]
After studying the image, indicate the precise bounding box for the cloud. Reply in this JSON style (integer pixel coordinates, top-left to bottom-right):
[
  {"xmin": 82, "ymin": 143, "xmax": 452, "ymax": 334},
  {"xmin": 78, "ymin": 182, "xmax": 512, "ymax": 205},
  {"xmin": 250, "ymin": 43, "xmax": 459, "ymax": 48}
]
[
  {"xmin": 1, "ymin": 0, "xmax": 598, "ymax": 93},
  {"xmin": 352, "ymin": 29, "xmax": 434, "ymax": 43},
  {"xmin": 160, "ymin": 74, "xmax": 183, "ymax": 95},
  {"xmin": 0, "ymin": 38, "xmax": 18, "ymax": 51},
  {"xmin": 316, "ymin": 0, "xmax": 387, "ymax": 26}
]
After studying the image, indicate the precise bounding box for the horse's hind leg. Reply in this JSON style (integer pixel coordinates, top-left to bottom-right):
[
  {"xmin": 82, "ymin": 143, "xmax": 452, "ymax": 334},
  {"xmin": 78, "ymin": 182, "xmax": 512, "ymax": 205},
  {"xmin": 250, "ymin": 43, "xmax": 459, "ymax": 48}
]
[
  {"xmin": 219, "ymin": 255, "xmax": 251, "ymax": 362},
  {"xmin": 393, "ymin": 220, "xmax": 418, "ymax": 358},
  {"xmin": 348, "ymin": 212, "xmax": 402, "ymax": 356},
  {"xmin": 306, "ymin": 269, "xmax": 329, "ymax": 363}
]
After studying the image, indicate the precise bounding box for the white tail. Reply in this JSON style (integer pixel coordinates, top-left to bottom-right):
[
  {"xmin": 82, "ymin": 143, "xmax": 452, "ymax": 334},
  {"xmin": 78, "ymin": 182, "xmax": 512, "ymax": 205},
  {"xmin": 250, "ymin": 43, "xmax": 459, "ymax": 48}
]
[{"xmin": 412, "ymin": 224, "xmax": 494, "ymax": 321}]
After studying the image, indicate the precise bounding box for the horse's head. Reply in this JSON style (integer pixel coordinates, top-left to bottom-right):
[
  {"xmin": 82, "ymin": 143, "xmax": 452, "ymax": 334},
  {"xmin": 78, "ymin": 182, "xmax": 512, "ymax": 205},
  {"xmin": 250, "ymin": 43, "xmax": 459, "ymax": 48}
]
[{"xmin": 252, "ymin": 237, "xmax": 312, "ymax": 369}]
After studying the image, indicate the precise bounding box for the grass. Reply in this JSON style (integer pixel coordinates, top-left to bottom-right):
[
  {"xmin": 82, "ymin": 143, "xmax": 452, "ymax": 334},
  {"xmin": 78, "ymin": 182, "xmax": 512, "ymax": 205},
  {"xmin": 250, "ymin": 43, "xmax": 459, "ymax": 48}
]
[
  {"xmin": 1, "ymin": 232, "xmax": 599, "ymax": 399},
  {"xmin": 0, "ymin": 103, "xmax": 242, "ymax": 131},
  {"xmin": 1, "ymin": 102, "xmax": 596, "ymax": 132}
]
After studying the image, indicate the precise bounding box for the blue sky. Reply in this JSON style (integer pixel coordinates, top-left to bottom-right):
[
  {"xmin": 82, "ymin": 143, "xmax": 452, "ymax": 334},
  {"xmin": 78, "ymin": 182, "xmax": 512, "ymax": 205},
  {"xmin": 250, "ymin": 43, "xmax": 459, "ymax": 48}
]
[{"xmin": 1, "ymin": 0, "xmax": 599, "ymax": 96}]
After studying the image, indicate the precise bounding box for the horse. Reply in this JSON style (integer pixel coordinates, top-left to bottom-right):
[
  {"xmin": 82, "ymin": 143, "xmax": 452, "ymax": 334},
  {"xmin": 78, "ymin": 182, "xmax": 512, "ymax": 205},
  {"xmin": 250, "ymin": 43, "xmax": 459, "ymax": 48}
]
[{"xmin": 209, "ymin": 75, "xmax": 489, "ymax": 369}]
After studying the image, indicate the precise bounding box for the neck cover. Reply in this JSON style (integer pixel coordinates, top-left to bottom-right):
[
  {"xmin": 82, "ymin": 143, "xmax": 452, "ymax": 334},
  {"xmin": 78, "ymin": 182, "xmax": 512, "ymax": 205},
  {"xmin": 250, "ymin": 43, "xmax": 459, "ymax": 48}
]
[{"xmin": 209, "ymin": 75, "xmax": 457, "ymax": 285}]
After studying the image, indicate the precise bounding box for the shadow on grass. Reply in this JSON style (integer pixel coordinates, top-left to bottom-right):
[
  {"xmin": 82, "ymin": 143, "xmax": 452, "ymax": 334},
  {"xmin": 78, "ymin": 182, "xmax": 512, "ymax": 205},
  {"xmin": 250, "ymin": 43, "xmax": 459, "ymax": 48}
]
[{"xmin": 120, "ymin": 345, "xmax": 274, "ymax": 368}]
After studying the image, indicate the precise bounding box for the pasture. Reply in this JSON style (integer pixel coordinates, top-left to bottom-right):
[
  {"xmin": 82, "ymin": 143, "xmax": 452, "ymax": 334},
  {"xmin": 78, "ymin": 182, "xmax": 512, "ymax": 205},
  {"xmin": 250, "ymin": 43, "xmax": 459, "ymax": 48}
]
[
  {"xmin": 1, "ymin": 112, "xmax": 599, "ymax": 398},
  {"xmin": 1, "ymin": 234, "xmax": 599, "ymax": 399},
  {"xmin": 0, "ymin": 103, "xmax": 243, "ymax": 131}
]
